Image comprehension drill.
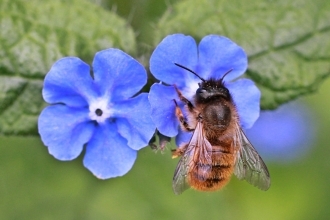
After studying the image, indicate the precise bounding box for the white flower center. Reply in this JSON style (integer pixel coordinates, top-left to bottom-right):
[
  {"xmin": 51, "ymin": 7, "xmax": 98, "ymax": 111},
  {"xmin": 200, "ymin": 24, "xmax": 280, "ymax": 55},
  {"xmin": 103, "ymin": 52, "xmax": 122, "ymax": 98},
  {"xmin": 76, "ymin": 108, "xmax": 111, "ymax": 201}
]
[
  {"xmin": 89, "ymin": 98, "xmax": 113, "ymax": 123},
  {"xmin": 181, "ymin": 80, "xmax": 199, "ymax": 100}
]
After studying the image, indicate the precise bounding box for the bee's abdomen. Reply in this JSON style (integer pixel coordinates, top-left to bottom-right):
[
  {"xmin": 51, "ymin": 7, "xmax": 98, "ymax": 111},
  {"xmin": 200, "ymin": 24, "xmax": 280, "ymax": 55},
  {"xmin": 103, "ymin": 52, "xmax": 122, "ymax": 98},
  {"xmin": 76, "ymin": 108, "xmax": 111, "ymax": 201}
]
[{"xmin": 188, "ymin": 146, "xmax": 235, "ymax": 191}]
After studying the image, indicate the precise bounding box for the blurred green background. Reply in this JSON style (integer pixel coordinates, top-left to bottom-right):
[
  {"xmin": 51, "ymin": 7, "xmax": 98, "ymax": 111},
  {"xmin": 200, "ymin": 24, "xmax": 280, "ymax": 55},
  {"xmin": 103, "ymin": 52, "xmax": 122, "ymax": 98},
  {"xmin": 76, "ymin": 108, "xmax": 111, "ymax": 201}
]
[
  {"xmin": 2, "ymin": 81, "xmax": 330, "ymax": 220},
  {"xmin": 1, "ymin": 0, "xmax": 330, "ymax": 219}
]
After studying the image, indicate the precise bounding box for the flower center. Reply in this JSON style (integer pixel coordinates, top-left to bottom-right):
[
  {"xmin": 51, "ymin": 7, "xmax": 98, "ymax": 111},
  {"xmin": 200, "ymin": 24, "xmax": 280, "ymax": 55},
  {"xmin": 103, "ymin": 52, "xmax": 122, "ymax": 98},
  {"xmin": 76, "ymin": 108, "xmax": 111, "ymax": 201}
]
[
  {"xmin": 182, "ymin": 80, "xmax": 199, "ymax": 101},
  {"xmin": 89, "ymin": 98, "xmax": 113, "ymax": 123},
  {"xmin": 95, "ymin": 108, "xmax": 103, "ymax": 116}
]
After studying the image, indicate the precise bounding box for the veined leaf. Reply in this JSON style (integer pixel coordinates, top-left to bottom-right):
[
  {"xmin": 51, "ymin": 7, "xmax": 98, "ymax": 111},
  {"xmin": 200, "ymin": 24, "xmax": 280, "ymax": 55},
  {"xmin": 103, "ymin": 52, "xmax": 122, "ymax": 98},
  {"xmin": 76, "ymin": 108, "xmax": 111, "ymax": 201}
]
[{"xmin": 0, "ymin": 0, "xmax": 136, "ymax": 135}]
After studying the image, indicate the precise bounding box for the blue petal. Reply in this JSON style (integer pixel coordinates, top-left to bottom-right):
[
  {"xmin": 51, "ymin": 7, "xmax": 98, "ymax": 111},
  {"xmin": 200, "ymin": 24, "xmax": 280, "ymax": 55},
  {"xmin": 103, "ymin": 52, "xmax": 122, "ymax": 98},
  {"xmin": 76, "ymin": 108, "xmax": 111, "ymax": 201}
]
[
  {"xmin": 245, "ymin": 102, "xmax": 315, "ymax": 161},
  {"xmin": 175, "ymin": 130, "xmax": 193, "ymax": 147},
  {"xmin": 226, "ymin": 79, "xmax": 261, "ymax": 128},
  {"xmin": 93, "ymin": 48, "xmax": 147, "ymax": 101},
  {"xmin": 148, "ymin": 84, "xmax": 180, "ymax": 137},
  {"xmin": 83, "ymin": 123, "xmax": 137, "ymax": 179},
  {"xmin": 38, "ymin": 105, "xmax": 95, "ymax": 160},
  {"xmin": 112, "ymin": 93, "xmax": 156, "ymax": 150},
  {"xmin": 43, "ymin": 57, "xmax": 98, "ymax": 107},
  {"xmin": 150, "ymin": 34, "xmax": 199, "ymax": 88},
  {"xmin": 197, "ymin": 35, "xmax": 248, "ymax": 82}
]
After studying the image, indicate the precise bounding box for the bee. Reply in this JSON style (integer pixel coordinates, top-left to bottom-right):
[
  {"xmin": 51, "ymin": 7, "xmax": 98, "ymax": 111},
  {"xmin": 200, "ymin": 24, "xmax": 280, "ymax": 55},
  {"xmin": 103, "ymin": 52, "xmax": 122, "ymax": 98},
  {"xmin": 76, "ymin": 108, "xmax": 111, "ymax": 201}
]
[{"xmin": 171, "ymin": 63, "xmax": 270, "ymax": 195}]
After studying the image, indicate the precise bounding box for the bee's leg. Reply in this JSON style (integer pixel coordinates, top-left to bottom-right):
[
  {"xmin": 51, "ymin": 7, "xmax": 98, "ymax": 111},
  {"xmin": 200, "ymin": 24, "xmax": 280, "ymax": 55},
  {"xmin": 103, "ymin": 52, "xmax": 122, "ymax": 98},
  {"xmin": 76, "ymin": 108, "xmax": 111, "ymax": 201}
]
[
  {"xmin": 173, "ymin": 85, "xmax": 196, "ymax": 114},
  {"xmin": 173, "ymin": 99, "xmax": 194, "ymax": 132},
  {"xmin": 172, "ymin": 143, "xmax": 188, "ymax": 158}
]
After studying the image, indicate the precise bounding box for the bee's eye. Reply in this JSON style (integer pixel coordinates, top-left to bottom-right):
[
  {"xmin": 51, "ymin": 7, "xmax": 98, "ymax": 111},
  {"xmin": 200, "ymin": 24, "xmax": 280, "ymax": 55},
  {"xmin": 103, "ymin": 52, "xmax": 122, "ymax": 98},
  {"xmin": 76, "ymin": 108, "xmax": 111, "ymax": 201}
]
[{"xmin": 196, "ymin": 88, "xmax": 207, "ymax": 94}]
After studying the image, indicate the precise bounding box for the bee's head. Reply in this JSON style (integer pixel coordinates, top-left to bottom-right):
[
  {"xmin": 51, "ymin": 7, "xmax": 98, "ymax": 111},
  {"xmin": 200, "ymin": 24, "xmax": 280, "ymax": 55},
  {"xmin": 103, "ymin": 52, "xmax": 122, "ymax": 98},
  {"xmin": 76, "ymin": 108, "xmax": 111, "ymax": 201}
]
[
  {"xmin": 196, "ymin": 79, "xmax": 231, "ymax": 101},
  {"xmin": 173, "ymin": 63, "xmax": 232, "ymax": 102}
]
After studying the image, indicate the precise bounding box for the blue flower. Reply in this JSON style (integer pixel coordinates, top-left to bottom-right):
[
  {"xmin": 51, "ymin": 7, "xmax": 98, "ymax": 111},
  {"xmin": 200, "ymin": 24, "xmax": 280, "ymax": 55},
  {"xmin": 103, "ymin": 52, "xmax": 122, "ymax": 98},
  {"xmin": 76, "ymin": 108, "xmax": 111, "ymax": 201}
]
[
  {"xmin": 244, "ymin": 101, "xmax": 315, "ymax": 162},
  {"xmin": 38, "ymin": 48, "xmax": 156, "ymax": 179},
  {"xmin": 148, "ymin": 34, "xmax": 260, "ymax": 145}
]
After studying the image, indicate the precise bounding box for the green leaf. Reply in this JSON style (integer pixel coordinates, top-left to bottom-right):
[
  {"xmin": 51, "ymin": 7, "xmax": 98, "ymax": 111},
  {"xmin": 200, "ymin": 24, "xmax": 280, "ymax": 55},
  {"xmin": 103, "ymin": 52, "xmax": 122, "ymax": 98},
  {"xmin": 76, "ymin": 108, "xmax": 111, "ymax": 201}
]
[
  {"xmin": 153, "ymin": 0, "xmax": 330, "ymax": 109},
  {"xmin": 0, "ymin": 0, "xmax": 136, "ymax": 135}
]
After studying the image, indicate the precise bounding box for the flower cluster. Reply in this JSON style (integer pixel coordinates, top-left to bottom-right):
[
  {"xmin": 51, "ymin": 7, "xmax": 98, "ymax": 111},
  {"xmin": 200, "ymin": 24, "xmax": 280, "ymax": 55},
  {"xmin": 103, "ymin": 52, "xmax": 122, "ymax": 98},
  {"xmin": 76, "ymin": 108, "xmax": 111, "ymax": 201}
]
[
  {"xmin": 148, "ymin": 34, "xmax": 261, "ymax": 145},
  {"xmin": 38, "ymin": 34, "xmax": 262, "ymax": 178},
  {"xmin": 38, "ymin": 49, "xmax": 155, "ymax": 179}
]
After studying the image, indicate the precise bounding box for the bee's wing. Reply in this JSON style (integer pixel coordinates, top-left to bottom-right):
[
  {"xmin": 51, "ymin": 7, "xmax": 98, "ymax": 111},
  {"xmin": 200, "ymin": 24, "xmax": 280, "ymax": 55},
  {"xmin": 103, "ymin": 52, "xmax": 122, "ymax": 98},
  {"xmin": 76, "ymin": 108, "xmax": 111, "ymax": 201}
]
[
  {"xmin": 172, "ymin": 121, "xmax": 212, "ymax": 195},
  {"xmin": 234, "ymin": 125, "xmax": 271, "ymax": 191},
  {"xmin": 172, "ymin": 147, "xmax": 194, "ymax": 195}
]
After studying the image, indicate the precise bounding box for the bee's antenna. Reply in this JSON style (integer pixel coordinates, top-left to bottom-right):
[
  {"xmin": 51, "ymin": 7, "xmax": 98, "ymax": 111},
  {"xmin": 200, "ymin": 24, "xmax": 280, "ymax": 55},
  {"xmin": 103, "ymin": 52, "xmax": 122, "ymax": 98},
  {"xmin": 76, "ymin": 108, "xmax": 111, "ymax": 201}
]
[
  {"xmin": 174, "ymin": 63, "xmax": 205, "ymax": 82},
  {"xmin": 220, "ymin": 69, "xmax": 233, "ymax": 82}
]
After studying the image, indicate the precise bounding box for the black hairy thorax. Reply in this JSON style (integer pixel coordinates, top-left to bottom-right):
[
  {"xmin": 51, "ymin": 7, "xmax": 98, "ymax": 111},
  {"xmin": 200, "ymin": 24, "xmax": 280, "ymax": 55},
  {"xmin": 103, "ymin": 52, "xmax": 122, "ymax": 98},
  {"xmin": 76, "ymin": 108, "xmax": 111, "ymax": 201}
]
[{"xmin": 194, "ymin": 78, "xmax": 234, "ymax": 136}]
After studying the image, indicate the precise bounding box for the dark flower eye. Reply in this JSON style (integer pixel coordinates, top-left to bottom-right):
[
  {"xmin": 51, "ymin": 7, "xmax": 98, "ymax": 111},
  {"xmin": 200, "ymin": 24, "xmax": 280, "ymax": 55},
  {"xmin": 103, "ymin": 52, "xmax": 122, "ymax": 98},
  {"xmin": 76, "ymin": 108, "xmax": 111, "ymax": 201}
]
[{"xmin": 95, "ymin": 108, "xmax": 103, "ymax": 116}]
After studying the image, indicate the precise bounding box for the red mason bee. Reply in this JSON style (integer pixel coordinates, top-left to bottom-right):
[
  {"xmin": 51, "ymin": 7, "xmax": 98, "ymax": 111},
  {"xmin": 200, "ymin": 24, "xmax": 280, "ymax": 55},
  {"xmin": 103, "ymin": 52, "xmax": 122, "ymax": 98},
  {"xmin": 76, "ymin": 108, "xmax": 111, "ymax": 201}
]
[{"xmin": 171, "ymin": 63, "xmax": 270, "ymax": 194}]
